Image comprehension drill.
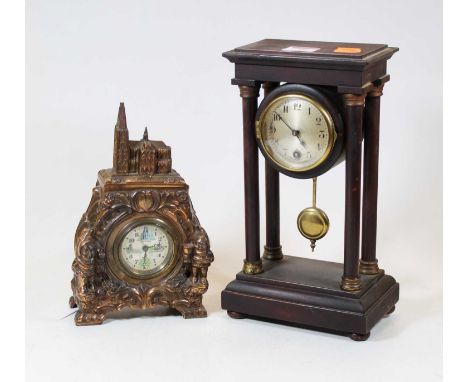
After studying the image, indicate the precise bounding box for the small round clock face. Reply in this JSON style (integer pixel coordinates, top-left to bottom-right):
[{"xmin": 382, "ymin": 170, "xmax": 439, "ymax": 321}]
[
  {"xmin": 118, "ymin": 223, "xmax": 174, "ymax": 277},
  {"xmin": 258, "ymin": 94, "xmax": 335, "ymax": 172}
]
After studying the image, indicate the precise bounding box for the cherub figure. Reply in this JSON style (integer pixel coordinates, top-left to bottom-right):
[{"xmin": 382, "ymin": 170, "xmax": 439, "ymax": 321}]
[{"xmin": 190, "ymin": 229, "xmax": 213, "ymax": 286}]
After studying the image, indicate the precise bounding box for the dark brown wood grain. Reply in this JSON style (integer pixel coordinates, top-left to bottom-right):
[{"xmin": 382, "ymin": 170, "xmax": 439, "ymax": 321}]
[
  {"xmin": 342, "ymin": 95, "xmax": 365, "ymax": 290},
  {"xmin": 239, "ymin": 85, "xmax": 261, "ymax": 267},
  {"xmin": 221, "ymin": 256, "xmax": 399, "ymax": 337},
  {"xmin": 361, "ymin": 89, "xmax": 383, "ymax": 273},
  {"xmin": 262, "ymin": 82, "xmax": 283, "ymax": 261}
]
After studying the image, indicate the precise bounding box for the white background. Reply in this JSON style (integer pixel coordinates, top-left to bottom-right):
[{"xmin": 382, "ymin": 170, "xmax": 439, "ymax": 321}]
[{"xmin": 26, "ymin": 1, "xmax": 442, "ymax": 381}]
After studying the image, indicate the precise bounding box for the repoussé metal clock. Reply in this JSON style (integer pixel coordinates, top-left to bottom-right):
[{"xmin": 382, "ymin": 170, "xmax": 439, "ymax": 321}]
[{"xmin": 69, "ymin": 103, "xmax": 214, "ymax": 325}]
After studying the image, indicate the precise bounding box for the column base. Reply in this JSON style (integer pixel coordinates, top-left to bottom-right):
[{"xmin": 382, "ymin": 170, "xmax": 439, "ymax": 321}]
[
  {"xmin": 242, "ymin": 259, "xmax": 263, "ymax": 275},
  {"xmin": 341, "ymin": 276, "xmax": 362, "ymax": 291},
  {"xmin": 262, "ymin": 245, "xmax": 284, "ymax": 261},
  {"xmin": 359, "ymin": 259, "xmax": 380, "ymax": 275}
]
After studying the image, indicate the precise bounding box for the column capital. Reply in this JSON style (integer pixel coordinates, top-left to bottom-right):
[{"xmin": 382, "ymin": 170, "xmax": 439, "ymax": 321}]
[
  {"xmin": 367, "ymin": 84, "xmax": 385, "ymax": 98},
  {"xmin": 262, "ymin": 81, "xmax": 280, "ymax": 93},
  {"xmin": 238, "ymin": 85, "xmax": 260, "ymax": 98},
  {"xmin": 342, "ymin": 93, "xmax": 366, "ymax": 107}
]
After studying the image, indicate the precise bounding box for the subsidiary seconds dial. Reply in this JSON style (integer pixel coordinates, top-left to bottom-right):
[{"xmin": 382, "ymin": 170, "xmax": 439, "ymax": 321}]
[
  {"xmin": 119, "ymin": 223, "xmax": 174, "ymax": 277},
  {"xmin": 256, "ymin": 90, "xmax": 338, "ymax": 175}
]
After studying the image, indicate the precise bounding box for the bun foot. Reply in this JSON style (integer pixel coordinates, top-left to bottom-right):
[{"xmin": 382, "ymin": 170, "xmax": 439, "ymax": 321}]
[
  {"xmin": 69, "ymin": 296, "xmax": 77, "ymax": 309},
  {"xmin": 385, "ymin": 305, "xmax": 396, "ymax": 317},
  {"xmin": 227, "ymin": 311, "xmax": 247, "ymax": 319},
  {"xmin": 350, "ymin": 332, "xmax": 370, "ymax": 341}
]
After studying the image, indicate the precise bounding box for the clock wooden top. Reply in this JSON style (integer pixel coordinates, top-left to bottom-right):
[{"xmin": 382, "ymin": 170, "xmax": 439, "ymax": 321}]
[{"xmin": 223, "ymin": 39, "xmax": 398, "ymax": 69}]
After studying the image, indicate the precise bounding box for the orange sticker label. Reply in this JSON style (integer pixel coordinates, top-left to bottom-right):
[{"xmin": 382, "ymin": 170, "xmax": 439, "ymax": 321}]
[{"xmin": 334, "ymin": 47, "xmax": 362, "ymax": 54}]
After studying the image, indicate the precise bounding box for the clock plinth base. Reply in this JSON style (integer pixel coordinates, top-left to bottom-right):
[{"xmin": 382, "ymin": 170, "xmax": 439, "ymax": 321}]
[
  {"xmin": 70, "ymin": 295, "xmax": 209, "ymax": 326},
  {"xmin": 221, "ymin": 256, "xmax": 399, "ymax": 340}
]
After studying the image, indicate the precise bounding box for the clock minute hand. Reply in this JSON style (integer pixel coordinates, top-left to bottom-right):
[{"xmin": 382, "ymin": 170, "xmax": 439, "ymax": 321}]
[
  {"xmin": 273, "ymin": 112, "xmax": 307, "ymax": 147},
  {"xmin": 273, "ymin": 111, "xmax": 297, "ymax": 135}
]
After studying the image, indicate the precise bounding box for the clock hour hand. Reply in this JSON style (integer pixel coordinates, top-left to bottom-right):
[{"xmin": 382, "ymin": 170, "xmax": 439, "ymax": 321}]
[
  {"xmin": 297, "ymin": 137, "xmax": 307, "ymax": 147},
  {"xmin": 141, "ymin": 245, "xmax": 149, "ymax": 264}
]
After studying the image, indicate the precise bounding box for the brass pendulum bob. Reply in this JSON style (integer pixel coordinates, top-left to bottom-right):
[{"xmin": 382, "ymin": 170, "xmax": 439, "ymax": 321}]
[{"xmin": 297, "ymin": 177, "xmax": 330, "ymax": 252}]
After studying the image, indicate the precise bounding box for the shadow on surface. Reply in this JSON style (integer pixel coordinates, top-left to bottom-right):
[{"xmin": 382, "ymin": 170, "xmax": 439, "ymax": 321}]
[{"xmin": 105, "ymin": 306, "xmax": 180, "ymax": 322}]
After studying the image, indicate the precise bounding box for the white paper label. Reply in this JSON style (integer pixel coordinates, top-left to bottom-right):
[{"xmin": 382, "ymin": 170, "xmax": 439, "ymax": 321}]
[{"xmin": 281, "ymin": 46, "xmax": 320, "ymax": 53}]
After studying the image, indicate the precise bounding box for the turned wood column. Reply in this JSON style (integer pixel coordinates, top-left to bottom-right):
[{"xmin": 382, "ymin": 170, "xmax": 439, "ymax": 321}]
[
  {"xmin": 341, "ymin": 93, "xmax": 365, "ymax": 291},
  {"xmin": 239, "ymin": 84, "xmax": 262, "ymax": 274},
  {"xmin": 262, "ymin": 81, "xmax": 284, "ymax": 261},
  {"xmin": 360, "ymin": 85, "xmax": 384, "ymax": 275}
]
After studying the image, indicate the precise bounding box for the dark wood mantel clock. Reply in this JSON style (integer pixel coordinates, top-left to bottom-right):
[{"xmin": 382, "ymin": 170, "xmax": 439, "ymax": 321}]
[
  {"xmin": 69, "ymin": 103, "xmax": 213, "ymax": 325},
  {"xmin": 221, "ymin": 39, "xmax": 399, "ymax": 340}
]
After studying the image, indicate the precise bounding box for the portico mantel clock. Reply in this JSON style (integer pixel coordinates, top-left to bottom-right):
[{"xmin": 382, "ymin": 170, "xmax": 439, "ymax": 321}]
[
  {"xmin": 69, "ymin": 103, "xmax": 214, "ymax": 325},
  {"xmin": 221, "ymin": 39, "xmax": 399, "ymax": 340}
]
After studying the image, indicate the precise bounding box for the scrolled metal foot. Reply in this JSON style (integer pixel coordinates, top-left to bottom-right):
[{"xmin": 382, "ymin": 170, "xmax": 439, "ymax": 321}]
[
  {"xmin": 69, "ymin": 296, "xmax": 77, "ymax": 308},
  {"xmin": 75, "ymin": 311, "xmax": 105, "ymax": 326}
]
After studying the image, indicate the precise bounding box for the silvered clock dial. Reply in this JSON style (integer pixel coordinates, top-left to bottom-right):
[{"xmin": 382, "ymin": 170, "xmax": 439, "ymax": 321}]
[{"xmin": 256, "ymin": 84, "xmax": 344, "ymax": 179}]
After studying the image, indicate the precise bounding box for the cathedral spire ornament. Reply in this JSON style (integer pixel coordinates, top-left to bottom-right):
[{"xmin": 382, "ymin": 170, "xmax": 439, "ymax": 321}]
[
  {"xmin": 111, "ymin": 104, "xmax": 171, "ymax": 176},
  {"xmin": 113, "ymin": 102, "xmax": 130, "ymax": 174}
]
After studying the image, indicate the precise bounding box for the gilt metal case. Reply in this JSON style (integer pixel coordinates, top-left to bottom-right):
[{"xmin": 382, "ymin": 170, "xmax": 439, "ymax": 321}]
[{"xmin": 69, "ymin": 103, "xmax": 214, "ymax": 325}]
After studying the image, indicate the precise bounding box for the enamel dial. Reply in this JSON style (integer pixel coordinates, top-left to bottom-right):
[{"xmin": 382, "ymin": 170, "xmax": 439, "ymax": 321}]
[
  {"xmin": 257, "ymin": 94, "xmax": 336, "ymax": 172},
  {"xmin": 118, "ymin": 223, "xmax": 174, "ymax": 277}
]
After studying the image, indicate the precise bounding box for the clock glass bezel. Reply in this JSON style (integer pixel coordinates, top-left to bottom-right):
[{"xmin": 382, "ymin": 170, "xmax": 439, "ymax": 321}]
[
  {"xmin": 106, "ymin": 215, "xmax": 181, "ymax": 285},
  {"xmin": 256, "ymin": 93, "xmax": 336, "ymax": 173},
  {"xmin": 118, "ymin": 221, "xmax": 175, "ymax": 277},
  {"xmin": 255, "ymin": 84, "xmax": 345, "ymax": 179}
]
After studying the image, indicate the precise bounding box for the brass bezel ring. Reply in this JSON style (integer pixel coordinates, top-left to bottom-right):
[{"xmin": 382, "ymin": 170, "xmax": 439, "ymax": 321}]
[
  {"xmin": 106, "ymin": 214, "xmax": 182, "ymax": 286},
  {"xmin": 256, "ymin": 93, "xmax": 337, "ymax": 173}
]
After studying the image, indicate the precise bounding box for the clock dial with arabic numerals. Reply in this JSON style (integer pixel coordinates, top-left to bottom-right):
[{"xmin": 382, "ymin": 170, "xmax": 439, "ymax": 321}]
[
  {"xmin": 119, "ymin": 223, "xmax": 174, "ymax": 277},
  {"xmin": 257, "ymin": 93, "xmax": 336, "ymax": 173}
]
